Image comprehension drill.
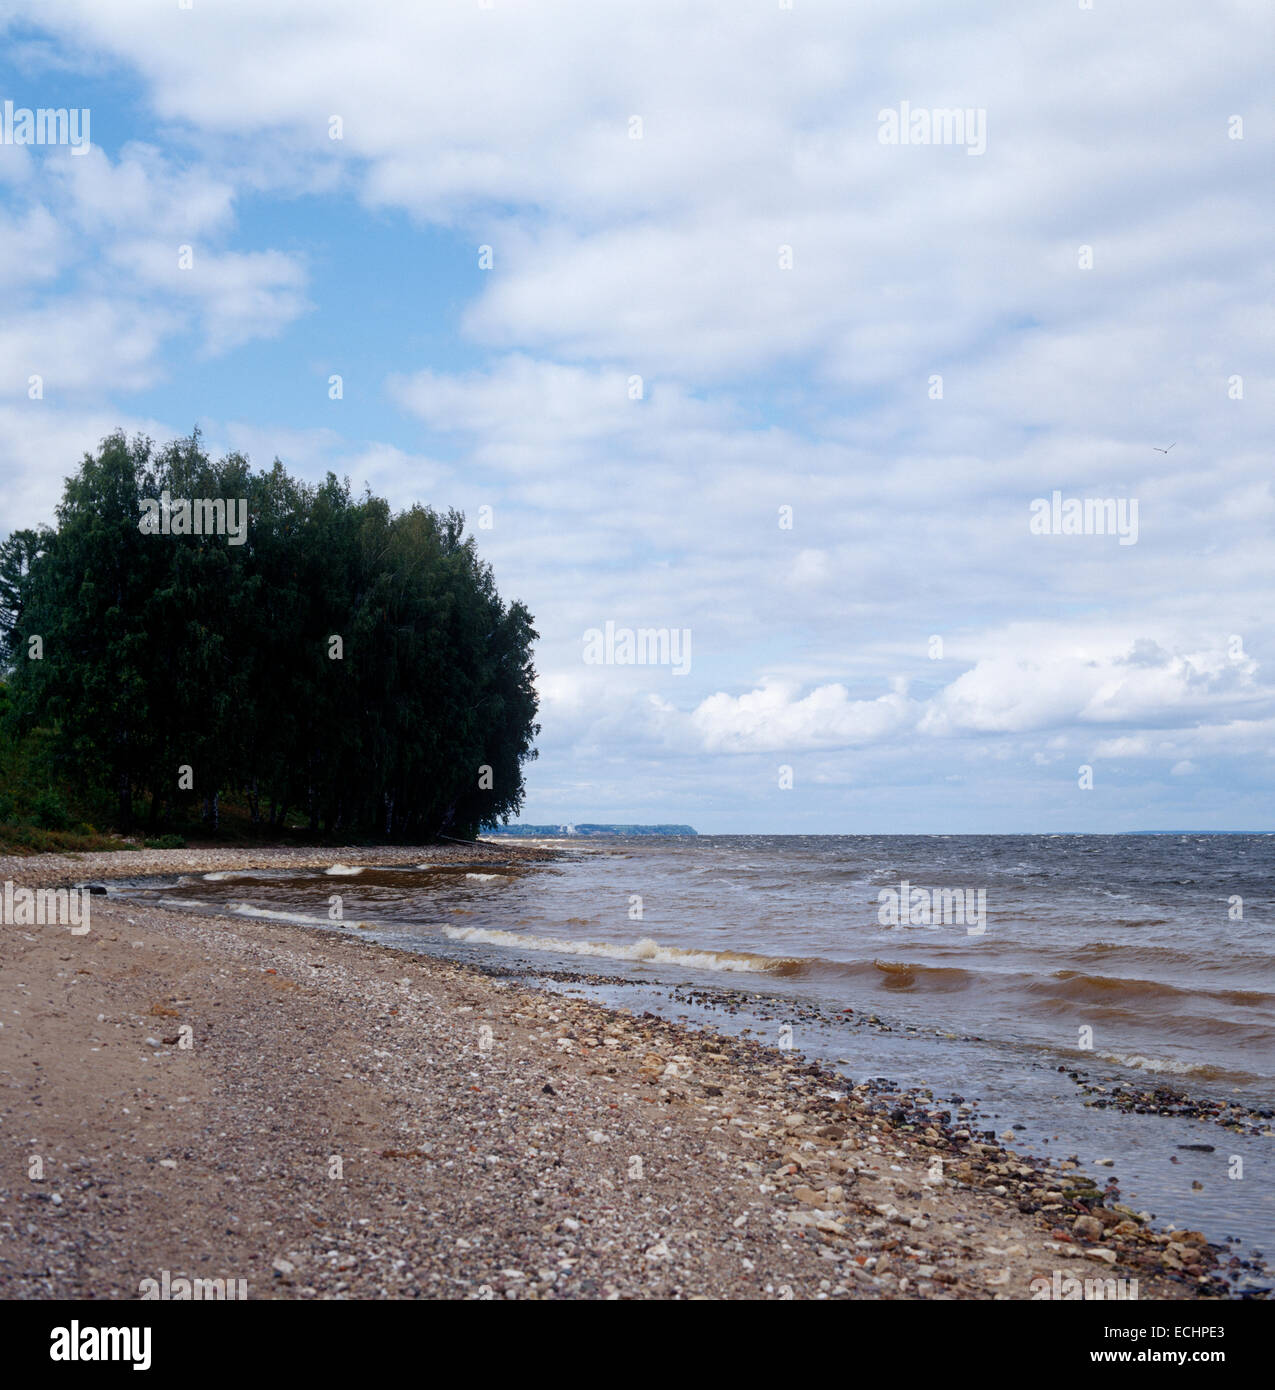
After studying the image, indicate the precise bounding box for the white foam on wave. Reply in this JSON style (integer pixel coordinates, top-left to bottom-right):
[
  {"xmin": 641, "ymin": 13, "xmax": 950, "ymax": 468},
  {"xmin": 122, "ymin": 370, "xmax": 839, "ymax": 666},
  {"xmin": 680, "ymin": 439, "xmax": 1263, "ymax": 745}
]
[
  {"xmin": 227, "ymin": 902, "xmax": 347, "ymax": 928},
  {"xmin": 437, "ymin": 924, "xmax": 774, "ymax": 973},
  {"xmin": 325, "ymin": 864, "xmax": 364, "ymax": 876},
  {"xmin": 465, "ymin": 872, "xmax": 501, "ymax": 882},
  {"xmin": 1099, "ymin": 1051, "xmax": 1202, "ymax": 1075}
]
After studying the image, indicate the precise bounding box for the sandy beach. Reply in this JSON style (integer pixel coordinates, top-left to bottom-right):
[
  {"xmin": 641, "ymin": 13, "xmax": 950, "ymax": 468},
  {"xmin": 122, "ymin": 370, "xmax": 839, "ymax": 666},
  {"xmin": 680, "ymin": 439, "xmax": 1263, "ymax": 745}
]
[{"xmin": 0, "ymin": 846, "xmax": 1233, "ymax": 1300}]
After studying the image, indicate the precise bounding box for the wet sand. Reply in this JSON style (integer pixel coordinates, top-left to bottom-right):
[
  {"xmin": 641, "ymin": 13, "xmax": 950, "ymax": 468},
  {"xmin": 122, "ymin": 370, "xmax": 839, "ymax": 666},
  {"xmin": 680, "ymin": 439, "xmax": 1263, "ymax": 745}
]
[{"xmin": 0, "ymin": 846, "xmax": 1239, "ymax": 1300}]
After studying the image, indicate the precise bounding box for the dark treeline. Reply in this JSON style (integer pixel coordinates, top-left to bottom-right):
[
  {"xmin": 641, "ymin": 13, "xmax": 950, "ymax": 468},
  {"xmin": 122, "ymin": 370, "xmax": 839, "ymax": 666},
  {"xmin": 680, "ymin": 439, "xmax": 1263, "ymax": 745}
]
[{"xmin": 0, "ymin": 431, "xmax": 539, "ymax": 839}]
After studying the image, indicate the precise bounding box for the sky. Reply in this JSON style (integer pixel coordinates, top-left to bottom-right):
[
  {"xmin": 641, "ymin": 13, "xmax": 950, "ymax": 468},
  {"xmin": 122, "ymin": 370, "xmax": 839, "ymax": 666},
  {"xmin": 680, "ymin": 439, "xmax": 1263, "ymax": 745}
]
[{"xmin": 0, "ymin": 0, "xmax": 1271, "ymax": 833}]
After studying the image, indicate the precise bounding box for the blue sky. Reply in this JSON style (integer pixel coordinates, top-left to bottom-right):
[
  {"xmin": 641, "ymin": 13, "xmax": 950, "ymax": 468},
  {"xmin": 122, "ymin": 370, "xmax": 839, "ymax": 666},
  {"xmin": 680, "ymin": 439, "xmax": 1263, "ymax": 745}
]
[{"xmin": 1, "ymin": 0, "xmax": 1272, "ymax": 832}]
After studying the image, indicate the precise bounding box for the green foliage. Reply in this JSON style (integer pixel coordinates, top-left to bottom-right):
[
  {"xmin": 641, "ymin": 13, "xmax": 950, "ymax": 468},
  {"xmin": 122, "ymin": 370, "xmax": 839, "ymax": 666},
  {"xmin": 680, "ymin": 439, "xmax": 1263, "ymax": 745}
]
[
  {"xmin": 0, "ymin": 430, "xmax": 539, "ymax": 841},
  {"xmin": 143, "ymin": 834, "xmax": 187, "ymax": 849},
  {"xmin": 0, "ymin": 822, "xmax": 136, "ymax": 856},
  {"xmin": 30, "ymin": 786, "xmax": 71, "ymax": 830}
]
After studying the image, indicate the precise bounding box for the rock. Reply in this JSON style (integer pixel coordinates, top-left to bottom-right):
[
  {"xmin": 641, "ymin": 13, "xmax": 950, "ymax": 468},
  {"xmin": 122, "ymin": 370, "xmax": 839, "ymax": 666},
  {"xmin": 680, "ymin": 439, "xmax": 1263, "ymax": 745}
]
[
  {"xmin": 1073, "ymin": 1215, "xmax": 1103, "ymax": 1242},
  {"xmin": 272, "ymin": 1258, "xmax": 295, "ymax": 1277},
  {"xmin": 1085, "ymin": 1247, "xmax": 1118, "ymax": 1264},
  {"xmin": 786, "ymin": 1210, "xmax": 845, "ymax": 1235}
]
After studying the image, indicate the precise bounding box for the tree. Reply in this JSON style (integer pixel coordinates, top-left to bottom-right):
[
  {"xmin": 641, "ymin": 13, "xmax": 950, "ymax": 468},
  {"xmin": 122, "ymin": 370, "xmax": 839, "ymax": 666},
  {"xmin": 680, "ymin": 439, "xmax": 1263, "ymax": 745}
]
[{"xmin": 0, "ymin": 431, "xmax": 539, "ymax": 838}]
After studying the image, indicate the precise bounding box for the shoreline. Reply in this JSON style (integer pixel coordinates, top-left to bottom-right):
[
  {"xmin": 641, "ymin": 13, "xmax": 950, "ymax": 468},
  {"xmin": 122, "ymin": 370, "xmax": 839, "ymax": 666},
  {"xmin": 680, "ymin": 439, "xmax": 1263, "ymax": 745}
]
[
  {"xmin": 0, "ymin": 848, "xmax": 1256, "ymax": 1299},
  {"xmin": 0, "ymin": 838, "xmax": 558, "ymax": 885}
]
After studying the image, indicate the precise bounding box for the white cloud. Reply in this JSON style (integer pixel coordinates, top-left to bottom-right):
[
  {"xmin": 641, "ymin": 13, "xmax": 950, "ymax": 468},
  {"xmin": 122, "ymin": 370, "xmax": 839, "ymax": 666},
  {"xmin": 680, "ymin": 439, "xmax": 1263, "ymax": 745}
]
[
  {"xmin": 0, "ymin": 205, "xmax": 66, "ymax": 286},
  {"xmin": 678, "ymin": 679, "xmax": 915, "ymax": 755},
  {"xmin": 0, "ymin": 140, "xmax": 308, "ymax": 390},
  {"xmin": 604, "ymin": 633, "xmax": 1275, "ymax": 767},
  {"xmin": 0, "ymin": 299, "xmax": 176, "ymax": 398},
  {"xmin": 109, "ymin": 239, "xmax": 309, "ymax": 353}
]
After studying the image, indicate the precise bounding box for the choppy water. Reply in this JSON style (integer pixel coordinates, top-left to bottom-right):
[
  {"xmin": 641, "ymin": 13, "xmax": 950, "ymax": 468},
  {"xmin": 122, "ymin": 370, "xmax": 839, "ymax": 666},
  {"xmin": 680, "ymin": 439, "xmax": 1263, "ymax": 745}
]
[{"xmin": 117, "ymin": 833, "xmax": 1275, "ymax": 1275}]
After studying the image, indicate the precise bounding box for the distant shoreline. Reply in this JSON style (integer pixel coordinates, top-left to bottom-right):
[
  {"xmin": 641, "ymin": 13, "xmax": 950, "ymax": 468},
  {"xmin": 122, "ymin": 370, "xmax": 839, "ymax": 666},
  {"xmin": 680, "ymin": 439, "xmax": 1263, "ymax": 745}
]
[{"xmin": 484, "ymin": 823, "xmax": 697, "ymax": 837}]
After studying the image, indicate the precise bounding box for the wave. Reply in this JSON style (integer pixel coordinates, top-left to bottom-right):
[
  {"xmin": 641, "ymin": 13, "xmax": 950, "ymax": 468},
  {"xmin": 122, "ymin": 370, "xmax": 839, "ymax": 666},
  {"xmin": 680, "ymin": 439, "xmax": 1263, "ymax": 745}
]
[
  {"xmin": 1096, "ymin": 1052, "xmax": 1217, "ymax": 1077},
  {"xmin": 1036, "ymin": 970, "xmax": 1273, "ymax": 1009},
  {"xmin": 1070, "ymin": 939, "xmax": 1274, "ymax": 975},
  {"xmin": 225, "ymin": 903, "xmax": 365, "ymax": 928},
  {"xmin": 859, "ymin": 959, "xmax": 975, "ymax": 992},
  {"xmin": 436, "ymin": 925, "xmax": 794, "ymax": 973},
  {"xmin": 324, "ymin": 864, "xmax": 364, "ymax": 876},
  {"xmin": 426, "ymin": 929, "xmax": 985, "ymax": 987}
]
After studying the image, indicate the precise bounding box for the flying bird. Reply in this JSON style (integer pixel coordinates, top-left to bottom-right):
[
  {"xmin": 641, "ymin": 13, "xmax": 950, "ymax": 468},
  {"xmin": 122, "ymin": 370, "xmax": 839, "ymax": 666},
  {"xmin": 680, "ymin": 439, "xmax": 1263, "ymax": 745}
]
[{"xmin": 1153, "ymin": 443, "xmax": 1176, "ymax": 453}]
